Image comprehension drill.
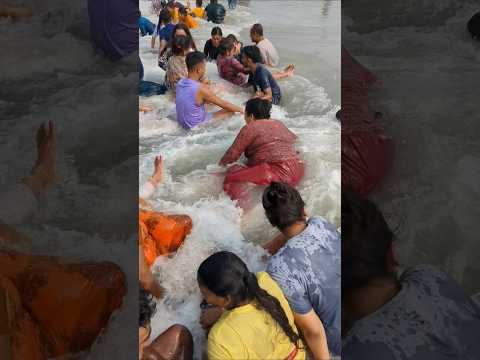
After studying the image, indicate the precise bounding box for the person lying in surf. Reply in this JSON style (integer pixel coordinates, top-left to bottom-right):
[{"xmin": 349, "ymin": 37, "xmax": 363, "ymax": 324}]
[
  {"xmin": 175, "ymin": 51, "xmax": 243, "ymax": 130},
  {"xmin": 219, "ymin": 98, "xmax": 304, "ymax": 208},
  {"xmin": 139, "ymin": 288, "xmax": 194, "ymax": 360},
  {"xmin": 139, "ymin": 155, "xmax": 192, "ymax": 298}
]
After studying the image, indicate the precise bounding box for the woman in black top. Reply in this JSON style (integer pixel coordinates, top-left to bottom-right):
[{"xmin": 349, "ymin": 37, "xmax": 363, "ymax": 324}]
[{"xmin": 203, "ymin": 26, "xmax": 222, "ymax": 61}]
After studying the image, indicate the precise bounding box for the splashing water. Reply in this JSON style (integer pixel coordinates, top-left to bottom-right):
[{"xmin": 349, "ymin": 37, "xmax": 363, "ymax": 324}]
[{"xmin": 139, "ymin": 0, "xmax": 340, "ymax": 357}]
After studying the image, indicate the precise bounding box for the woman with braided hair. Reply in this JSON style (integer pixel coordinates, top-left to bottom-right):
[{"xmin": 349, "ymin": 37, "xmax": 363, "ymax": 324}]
[{"xmin": 197, "ymin": 251, "xmax": 305, "ymax": 360}]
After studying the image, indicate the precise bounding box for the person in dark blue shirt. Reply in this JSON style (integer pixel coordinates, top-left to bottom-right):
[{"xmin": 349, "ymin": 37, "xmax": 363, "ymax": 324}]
[
  {"xmin": 205, "ymin": 0, "xmax": 226, "ymax": 24},
  {"xmin": 152, "ymin": 8, "xmax": 175, "ymax": 49},
  {"xmin": 241, "ymin": 46, "xmax": 282, "ymax": 105}
]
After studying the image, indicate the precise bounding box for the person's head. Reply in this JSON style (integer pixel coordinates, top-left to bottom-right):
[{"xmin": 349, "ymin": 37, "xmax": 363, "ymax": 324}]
[
  {"xmin": 226, "ymin": 34, "xmax": 242, "ymax": 55},
  {"xmin": 244, "ymin": 98, "xmax": 272, "ymax": 123},
  {"xmin": 241, "ymin": 45, "xmax": 263, "ymax": 68},
  {"xmin": 341, "ymin": 191, "xmax": 395, "ymax": 293},
  {"xmin": 196, "ymin": 0, "xmax": 203, "ymax": 7},
  {"xmin": 179, "ymin": 6, "xmax": 188, "ymax": 18},
  {"xmin": 172, "ymin": 35, "xmax": 191, "ymax": 56},
  {"xmin": 166, "ymin": 1, "xmax": 175, "ymax": 11},
  {"xmin": 139, "ymin": 288, "xmax": 156, "ymax": 359},
  {"xmin": 218, "ymin": 37, "xmax": 235, "ymax": 57},
  {"xmin": 197, "ymin": 251, "xmax": 301, "ymax": 347},
  {"xmin": 159, "ymin": 8, "xmax": 172, "ymax": 25},
  {"xmin": 467, "ymin": 12, "xmax": 480, "ymax": 40},
  {"xmin": 186, "ymin": 51, "xmax": 206, "ymax": 79},
  {"xmin": 262, "ymin": 182, "xmax": 306, "ymax": 231},
  {"xmin": 210, "ymin": 26, "xmax": 223, "ymax": 47},
  {"xmin": 172, "ymin": 22, "xmax": 197, "ymax": 50},
  {"xmin": 250, "ymin": 23, "xmax": 264, "ymax": 43}
]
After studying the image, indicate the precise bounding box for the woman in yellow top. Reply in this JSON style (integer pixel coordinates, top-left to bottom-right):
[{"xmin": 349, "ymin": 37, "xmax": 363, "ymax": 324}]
[
  {"xmin": 197, "ymin": 251, "xmax": 306, "ymax": 360},
  {"xmin": 188, "ymin": 0, "xmax": 206, "ymax": 19}
]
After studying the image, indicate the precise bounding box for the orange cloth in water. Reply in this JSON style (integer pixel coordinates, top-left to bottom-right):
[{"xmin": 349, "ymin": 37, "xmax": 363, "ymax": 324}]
[
  {"xmin": 139, "ymin": 210, "xmax": 192, "ymax": 267},
  {"xmin": 0, "ymin": 250, "xmax": 126, "ymax": 357}
]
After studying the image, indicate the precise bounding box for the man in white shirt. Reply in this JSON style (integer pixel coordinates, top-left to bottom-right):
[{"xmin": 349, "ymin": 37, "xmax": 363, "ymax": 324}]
[{"xmin": 250, "ymin": 23, "xmax": 280, "ymax": 68}]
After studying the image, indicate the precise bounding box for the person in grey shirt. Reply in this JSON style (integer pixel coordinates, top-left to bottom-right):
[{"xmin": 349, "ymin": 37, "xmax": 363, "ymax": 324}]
[
  {"xmin": 342, "ymin": 191, "xmax": 480, "ymax": 360},
  {"xmin": 262, "ymin": 182, "xmax": 341, "ymax": 358}
]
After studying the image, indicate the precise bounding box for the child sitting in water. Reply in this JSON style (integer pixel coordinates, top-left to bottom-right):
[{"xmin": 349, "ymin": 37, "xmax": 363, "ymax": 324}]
[
  {"xmin": 216, "ymin": 37, "xmax": 249, "ymax": 85},
  {"xmin": 204, "ymin": 26, "xmax": 223, "ymax": 61},
  {"xmin": 175, "ymin": 51, "xmax": 243, "ymax": 129},
  {"xmin": 226, "ymin": 34, "xmax": 243, "ymax": 61}
]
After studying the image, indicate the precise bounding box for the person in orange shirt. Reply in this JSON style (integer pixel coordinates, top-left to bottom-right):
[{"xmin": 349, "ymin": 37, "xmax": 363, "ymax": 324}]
[
  {"xmin": 178, "ymin": 6, "xmax": 198, "ymax": 29},
  {"xmin": 139, "ymin": 155, "xmax": 192, "ymax": 298}
]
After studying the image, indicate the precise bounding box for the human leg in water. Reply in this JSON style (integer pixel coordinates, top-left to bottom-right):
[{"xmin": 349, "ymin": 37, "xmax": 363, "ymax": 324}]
[
  {"xmin": 0, "ymin": 122, "xmax": 55, "ymax": 227},
  {"xmin": 24, "ymin": 121, "xmax": 56, "ymax": 198}
]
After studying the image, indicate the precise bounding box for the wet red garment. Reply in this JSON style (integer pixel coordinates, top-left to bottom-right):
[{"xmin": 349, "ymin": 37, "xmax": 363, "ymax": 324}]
[
  {"xmin": 220, "ymin": 120, "xmax": 300, "ymax": 166},
  {"xmin": 221, "ymin": 120, "xmax": 304, "ymax": 207},
  {"xmin": 341, "ymin": 47, "xmax": 394, "ymax": 194}
]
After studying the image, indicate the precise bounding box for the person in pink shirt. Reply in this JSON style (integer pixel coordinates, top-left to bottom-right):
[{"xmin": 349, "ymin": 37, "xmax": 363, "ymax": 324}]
[
  {"xmin": 220, "ymin": 98, "xmax": 304, "ymax": 208},
  {"xmin": 216, "ymin": 37, "xmax": 249, "ymax": 85}
]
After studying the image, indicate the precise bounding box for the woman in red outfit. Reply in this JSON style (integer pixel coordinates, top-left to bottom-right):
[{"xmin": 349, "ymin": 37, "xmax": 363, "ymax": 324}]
[{"xmin": 219, "ymin": 98, "xmax": 304, "ymax": 208}]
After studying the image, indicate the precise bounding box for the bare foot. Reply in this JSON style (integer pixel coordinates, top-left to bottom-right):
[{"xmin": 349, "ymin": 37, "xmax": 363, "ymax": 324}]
[
  {"xmin": 31, "ymin": 121, "xmax": 56, "ymax": 188},
  {"xmin": 139, "ymin": 104, "xmax": 153, "ymax": 113},
  {"xmin": 150, "ymin": 156, "xmax": 163, "ymax": 185}
]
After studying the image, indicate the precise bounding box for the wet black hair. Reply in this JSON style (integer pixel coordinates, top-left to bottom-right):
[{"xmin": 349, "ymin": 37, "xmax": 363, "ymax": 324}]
[
  {"xmin": 219, "ymin": 37, "xmax": 234, "ymax": 55},
  {"xmin": 186, "ymin": 51, "xmax": 206, "ymax": 71},
  {"xmin": 159, "ymin": 8, "xmax": 172, "ymax": 25},
  {"xmin": 198, "ymin": 251, "xmax": 301, "ymax": 348},
  {"xmin": 172, "ymin": 22, "xmax": 198, "ymax": 50},
  {"xmin": 341, "ymin": 191, "xmax": 395, "ymax": 291},
  {"xmin": 179, "ymin": 6, "xmax": 188, "ymax": 16},
  {"xmin": 262, "ymin": 182, "xmax": 305, "ymax": 231},
  {"xmin": 241, "ymin": 45, "xmax": 263, "ymax": 64},
  {"xmin": 467, "ymin": 12, "xmax": 480, "ymax": 40},
  {"xmin": 226, "ymin": 34, "xmax": 238, "ymax": 43},
  {"xmin": 245, "ymin": 98, "xmax": 272, "ymax": 119},
  {"xmin": 196, "ymin": 0, "xmax": 203, "ymax": 7},
  {"xmin": 139, "ymin": 288, "xmax": 156, "ymax": 329},
  {"xmin": 211, "ymin": 26, "xmax": 223, "ymax": 37},
  {"xmin": 251, "ymin": 23, "xmax": 264, "ymax": 36},
  {"xmin": 171, "ymin": 35, "xmax": 191, "ymax": 55}
]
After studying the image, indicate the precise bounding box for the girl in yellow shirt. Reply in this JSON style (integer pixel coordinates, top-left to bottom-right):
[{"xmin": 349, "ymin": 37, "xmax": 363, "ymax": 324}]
[{"xmin": 197, "ymin": 251, "xmax": 306, "ymax": 360}]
